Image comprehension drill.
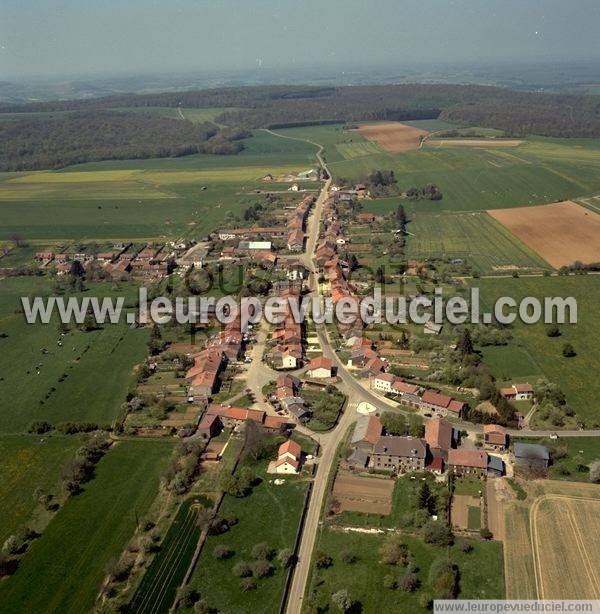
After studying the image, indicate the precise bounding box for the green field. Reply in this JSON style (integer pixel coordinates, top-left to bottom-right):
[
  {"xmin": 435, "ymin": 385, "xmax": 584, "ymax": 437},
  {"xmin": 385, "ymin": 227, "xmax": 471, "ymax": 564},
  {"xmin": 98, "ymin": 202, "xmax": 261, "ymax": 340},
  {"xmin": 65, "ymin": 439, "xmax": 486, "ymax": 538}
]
[
  {"xmin": 0, "ymin": 129, "xmax": 318, "ymax": 241},
  {"xmin": 330, "ymin": 136, "xmax": 600, "ymax": 213},
  {"xmin": 306, "ymin": 529, "xmax": 504, "ymax": 612},
  {"xmin": 405, "ymin": 211, "xmax": 550, "ymax": 273},
  {"xmin": 0, "ymin": 277, "xmax": 148, "ymax": 432},
  {"xmin": 0, "ymin": 434, "xmax": 80, "ymax": 543},
  {"xmin": 189, "ymin": 462, "xmax": 309, "ymax": 613},
  {"xmin": 475, "ymin": 276, "xmax": 600, "ymax": 424},
  {"xmin": 0, "ymin": 439, "xmax": 173, "ymax": 613}
]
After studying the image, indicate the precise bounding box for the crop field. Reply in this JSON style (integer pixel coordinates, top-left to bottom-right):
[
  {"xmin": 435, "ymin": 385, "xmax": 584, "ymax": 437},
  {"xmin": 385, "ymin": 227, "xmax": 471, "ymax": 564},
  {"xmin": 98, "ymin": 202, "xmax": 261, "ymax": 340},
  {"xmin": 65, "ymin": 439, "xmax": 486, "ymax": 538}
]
[
  {"xmin": 427, "ymin": 139, "xmax": 523, "ymax": 147},
  {"xmin": 129, "ymin": 497, "xmax": 207, "ymax": 614},
  {"xmin": 451, "ymin": 494, "xmax": 482, "ymax": 530},
  {"xmin": 190, "ymin": 463, "xmax": 309, "ymax": 614},
  {"xmin": 475, "ymin": 276, "xmax": 600, "ymax": 424},
  {"xmin": 354, "ymin": 121, "xmax": 429, "ymax": 152},
  {"xmin": 0, "ymin": 277, "xmax": 148, "ymax": 432},
  {"xmin": 332, "ymin": 470, "xmax": 394, "ymax": 515},
  {"xmin": 329, "ymin": 136, "xmax": 600, "ymax": 213},
  {"xmin": 306, "ymin": 529, "xmax": 504, "ymax": 612},
  {"xmin": 405, "ymin": 211, "xmax": 550, "ymax": 273},
  {"xmin": 488, "ymin": 200, "xmax": 600, "ymax": 268},
  {"xmin": 502, "ymin": 480, "xmax": 600, "ymax": 599},
  {"xmin": 0, "ymin": 435, "xmax": 80, "ymax": 543},
  {"xmin": 0, "ymin": 439, "xmax": 174, "ymax": 613}
]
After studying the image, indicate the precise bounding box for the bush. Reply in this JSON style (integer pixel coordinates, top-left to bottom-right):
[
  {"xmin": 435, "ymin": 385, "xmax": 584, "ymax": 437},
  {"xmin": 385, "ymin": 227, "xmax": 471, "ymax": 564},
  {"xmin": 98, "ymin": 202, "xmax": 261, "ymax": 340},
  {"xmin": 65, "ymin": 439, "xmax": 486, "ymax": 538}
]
[
  {"xmin": 277, "ymin": 548, "xmax": 294, "ymax": 568},
  {"xmin": 213, "ymin": 545, "xmax": 233, "ymax": 559},
  {"xmin": 397, "ymin": 571, "xmax": 419, "ymax": 592},
  {"xmin": 459, "ymin": 541, "xmax": 473, "ymax": 553},
  {"xmin": 27, "ymin": 420, "xmax": 53, "ymax": 434},
  {"xmin": 379, "ymin": 536, "xmax": 410, "ymax": 566},
  {"xmin": 339, "ymin": 549, "xmax": 356, "ymax": 564},
  {"xmin": 480, "ymin": 527, "xmax": 493, "ymax": 540},
  {"xmin": 562, "ymin": 343, "xmax": 576, "ymax": 358},
  {"xmin": 232, "ymin": 561, "xmax": 252, "ymax": 578},
  {"xmin": 331, "ymin": 589, "xmax": 355, "ymax": 612},
  {"xmin": 177, "ymin": 586, "xmax": 199, "ymax": 609},
  {"xmin": 428, "ymin": 558, "xmax": 458, "ymax": 599},
  {"xmin": 251, "ymin": 542, "xmax": 273, "ymax": 560},
  {"xmin": 422, "ymin": 520, "xmax": 453, "ymax": 546},
  {"xmin": 315, "ymin": 551, "xmax": 333, "ymax": 569},
  {"xmin": 251, "ymin": 559, "xmax": 273, "ymax": 578},
  {"xmin": 240, "ymin": 577, "xmax": 256, "ymax": 592}
]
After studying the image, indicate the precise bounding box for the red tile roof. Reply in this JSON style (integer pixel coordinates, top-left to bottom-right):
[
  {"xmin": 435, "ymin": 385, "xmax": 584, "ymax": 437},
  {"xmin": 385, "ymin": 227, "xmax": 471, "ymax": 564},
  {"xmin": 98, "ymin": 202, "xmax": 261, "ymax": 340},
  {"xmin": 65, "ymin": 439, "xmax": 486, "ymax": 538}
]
[
  {"xmin": 425, "ymin": 418, "xmax": 453, "ymax": 450},
  {"xmin": 278, "ymin": 439, "xmax": 301, "ymax": 459},
  {"xmin": 448, "ymin": 449, "xmax": 488, "ymax": 469}
]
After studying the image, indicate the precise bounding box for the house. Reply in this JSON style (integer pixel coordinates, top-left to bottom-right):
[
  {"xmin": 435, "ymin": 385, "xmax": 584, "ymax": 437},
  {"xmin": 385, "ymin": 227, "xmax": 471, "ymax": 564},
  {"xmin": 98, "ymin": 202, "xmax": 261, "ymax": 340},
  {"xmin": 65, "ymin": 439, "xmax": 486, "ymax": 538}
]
[
  {"xmin": 351, "ymin": 414, "xmax": 382, "ymax": 452},
  {"xmin": 447, "ymin": 449, "xmax": 488, "ymax": 478},
  {"xmin": 206, "ymin": 404, "xmax": 265, "ymax": 428},
  {"xmin": 197, "ymin": 414, "xmax": 222, "ymax": 441},
  {"xmin": 391, "ymin": 380, "xmax": 420, "ymax": 396},
  {"xmin": 371, "ymin": 373, "xmax": 396, "ymax": 393},
  {"xmin": 425, "ymin": 456, "xmax": 445, "ymax": 474},
  {"xmin": 365, "ymin": 356, "xmax": 386, "ymax": 374},
  {"xmin": 272, "ymin": 347, "xmax": 301, "ymax": 370},
  {"xmin": 263, "ymin": 415, "xmax": 293, "ymax": 434},
  {"xmin": 288, "ymin": 182, "xmax": 300, "ymax": 192},
  {"xmin": 35, "ymin": 251, "xmax": 54, "ymax": 262},
  {"xmin": 500, "ymin": 384, "xmax": 534, "ymax": 401},
  {"xmin": 280, "ymin": 397, "xmax": 310, "ymax": 421},
  {"xmin": 305, "ymin": 356, "xmax": 334, "ymax": 378},
  {"xmin": 420, "ymin": 390, "xmax": 465, "ymax": 418},
  {"xmin": 371, "ymin": 436, "xmax": 427, "ymax": 473},
  {"xmin": 268, "ymin": 439, "xmax": 302, "ymax": 474},
  {"xmin": 287, "ymin": 229, "xmax": 305, "ymax": 252},
  {"xmin": 425, "ymin": 417, "xmax": 454, "ymax": 452},
  {"xmin": 483, "ymin": 425, "xmax": 508, "ymax": 451},
  {"xmin": 357, "ymin": 213, "xmax": 376, "ymax": 224},
  {"xmin": 513, "ymin": 443, "xmax": 549, "ymax": 473}
]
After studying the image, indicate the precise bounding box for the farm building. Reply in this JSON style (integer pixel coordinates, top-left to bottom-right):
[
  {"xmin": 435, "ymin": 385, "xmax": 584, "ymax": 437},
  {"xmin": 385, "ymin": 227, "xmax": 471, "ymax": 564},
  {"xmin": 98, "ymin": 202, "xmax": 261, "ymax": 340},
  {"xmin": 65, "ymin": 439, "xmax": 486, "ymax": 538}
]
[
  {"xmin": 425, "ymin": 417, "xmax": 454, "ymax": 452},
  {"xmin": 513, "ymin": 443, "xmax": 550, "ymax": 473},
  {"xmin": 487, "ymin": 455, "xmax": 504, "ymax": 477},
  {"xmin": 371, "ymin": 436, "xmax": 426, "ymax": 474},
  {"xmin": 483, "ymin": 424, "xmax": 508, "ymax": 451},
  {"xmin": 351, "ymin": 414, "xmax": 382, "ymax": 452},
  {"xmin": 197, "ymin": 414, "xmax": 222, "ymax": 441},
  {"xmin": 500, "ymin": 383, "xmax": 534, "ymax": 401},
  {"xmin": 447, "ymin": 449, "xmax": 488, "ymax": 478},
  {"xmin": 420, "ymin": 390, "xmax": 465, "ymax": 418}
]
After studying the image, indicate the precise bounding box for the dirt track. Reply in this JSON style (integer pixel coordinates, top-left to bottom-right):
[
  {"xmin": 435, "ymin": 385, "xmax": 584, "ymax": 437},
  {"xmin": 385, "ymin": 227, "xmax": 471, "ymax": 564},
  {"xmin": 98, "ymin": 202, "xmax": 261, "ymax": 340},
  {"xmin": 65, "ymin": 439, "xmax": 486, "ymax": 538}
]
[
  {"xmin": 488, "ymin": 200, "xmax": 600, "ymax": 268},
  {"xmin": 355, "ymin": 122, "xmax": 429, "ymax": 152}
]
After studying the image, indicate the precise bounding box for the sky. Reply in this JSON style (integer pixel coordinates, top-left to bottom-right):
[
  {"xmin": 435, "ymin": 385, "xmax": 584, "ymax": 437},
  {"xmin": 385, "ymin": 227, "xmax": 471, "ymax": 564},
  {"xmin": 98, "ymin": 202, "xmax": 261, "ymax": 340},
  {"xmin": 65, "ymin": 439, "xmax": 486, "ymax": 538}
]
[{"xmin": 1, "ymin": 0, "xmax": 600, "ymax": 79}]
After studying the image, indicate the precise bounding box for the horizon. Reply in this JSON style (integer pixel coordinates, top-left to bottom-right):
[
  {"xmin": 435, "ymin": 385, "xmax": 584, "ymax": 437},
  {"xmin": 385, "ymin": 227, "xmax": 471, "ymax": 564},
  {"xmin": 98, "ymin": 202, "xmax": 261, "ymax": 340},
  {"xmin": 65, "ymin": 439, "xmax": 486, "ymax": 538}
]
[{"xmin": 2, "ymin": 0, "xmax": 600, "ymax": 80}]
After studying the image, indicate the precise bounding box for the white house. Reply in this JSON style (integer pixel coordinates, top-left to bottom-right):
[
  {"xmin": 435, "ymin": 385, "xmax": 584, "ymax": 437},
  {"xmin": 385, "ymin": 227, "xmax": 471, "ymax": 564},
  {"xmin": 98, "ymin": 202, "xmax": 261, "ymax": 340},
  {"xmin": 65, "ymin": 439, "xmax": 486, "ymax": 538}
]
[
  {"xmin": 371, "ymin": 372, "xmax": 396, "ymax": 393},
  {"xmin": 305, "ymin": 356, "xmax": 333, "ymax": 378},
  {"xmin": 268, "ymin": 439, "xmax": 302, "ymax": 474}
]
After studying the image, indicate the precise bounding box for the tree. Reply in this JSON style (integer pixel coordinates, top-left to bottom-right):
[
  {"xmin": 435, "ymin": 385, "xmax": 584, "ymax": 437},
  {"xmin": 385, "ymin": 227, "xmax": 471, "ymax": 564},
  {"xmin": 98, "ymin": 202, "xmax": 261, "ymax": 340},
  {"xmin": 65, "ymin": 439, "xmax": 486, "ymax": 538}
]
[
  {"xmin": 339, "ymin": 549, "xmax": 356, "ymax": 564},
  {"xmin": 456, "ymin": 328, "xmax": 474, "ymax": 356},
  {"xmin": 546, "ymin": 324, "xmax": 561, "ymax": 337},
  {"xmin": 562, "ymin": 343, "xmax": 576, "ymax": 357},
  {"xmin": 251, "ymin": 542, "xmax": 273, "ymax": 560},
  {"xmin": 417, "ymin": 481, "xmax": 435, "ymax": 514},
  {"xmin": 422, "ymin": 520, "xmax": 453, "ymax": 546},
  {"xmin": 232, "ymin": 561, "xmax": 252, "ymax": 577},
  {"xmin": 397, "ymin": 571, "xmax": 419, "ymax": 592},
  {"xmin": 379, "ymin": 536, "xmax": 410, "ymax": 566},
  {"xmin": 480, "ymin": 527, "xmax": 493, "ymax": 540},
  {"xmin": 240, "ymin": 577, "xmax": 256, "ymax": 591},
  {"xmin": 428, "ymin": 558, "xmax": 458, "ymax": 599},
  {"xmin": 589, "ymin": 460, "xmax": 600, "ymax": 483},
  {"xmin": 331, "ymin": 589, "xmax": 354, "ymax": 612},
  {"xmin": 213, "ymin": 545, "xmax": 232, "ymax": 559},
  {"xmin": 27, "ymin": 420, "xmax": 53, "ymax": 434},
  {"xmin": 251, "ymin": 559, "xmax": 273, "ymax": 578},
  {"xmin": 315, "ymin": 551, "xmax": 333, "ymax": 569},
  {"xmin": 177, "ymin": 586, "xmax": 199, "ymax": 609},
  {"xmin": 408, "ymin": 414, "xmax": 425, "ymax": 438},
  {"xmin": 277, "ymin": 548, "xmax": 294, "ymax": 568},
  {"xmin": 381, "ymin": 412, "xmax": 406, "ymax": 436}
]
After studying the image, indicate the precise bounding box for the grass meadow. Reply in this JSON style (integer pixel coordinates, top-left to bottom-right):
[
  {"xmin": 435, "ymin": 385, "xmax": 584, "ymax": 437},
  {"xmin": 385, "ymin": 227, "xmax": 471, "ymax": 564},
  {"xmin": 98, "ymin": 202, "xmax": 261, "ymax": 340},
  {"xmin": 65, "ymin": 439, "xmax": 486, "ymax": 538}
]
[
  {"xmin": 475, "ymin": 276, "xmax": 600, "ymax": 424},
  {"xmin": 0, "ymin": 434, "xmax": 80, "ymax": 543},
  {"xmin": 0, "ymin": 439, "xmax": 174, "ymax": 614},
  {"xmin": 189, "ymin": 461, "xmax": 310, "ymax": 614},
  {"xmin": 306, "ymin": 529, "xmax": 504, "ymax": 612},
  {"xmin": 0, "ymin": 277, "xmax": 148, "ymax": 432}
]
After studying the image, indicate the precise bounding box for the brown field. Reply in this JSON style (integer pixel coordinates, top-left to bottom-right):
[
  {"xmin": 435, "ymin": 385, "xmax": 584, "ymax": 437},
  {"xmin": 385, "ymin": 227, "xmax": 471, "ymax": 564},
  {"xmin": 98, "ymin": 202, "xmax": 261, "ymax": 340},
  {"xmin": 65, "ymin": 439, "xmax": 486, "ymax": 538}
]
[
  {"xmin": 332, "ymin": 469, "xmax": 394, "ymax": 515},
  {"xmin": 488, "ymin": 200, "xmax": 600, "ymax": 268},
  {"xmin": 451, "ymin": 494, "xmax": 481, "ymax": 529},
  {"xmin": 355, "ymin": 122, "xmax": 429, "ymax": 152},
  {"xmin": 501, "ymin": 480, "xmax": 600, "ymax": 599},
  {"xmin": 427, "ymin": 139, "xmax": 523, "ymax": 147}
]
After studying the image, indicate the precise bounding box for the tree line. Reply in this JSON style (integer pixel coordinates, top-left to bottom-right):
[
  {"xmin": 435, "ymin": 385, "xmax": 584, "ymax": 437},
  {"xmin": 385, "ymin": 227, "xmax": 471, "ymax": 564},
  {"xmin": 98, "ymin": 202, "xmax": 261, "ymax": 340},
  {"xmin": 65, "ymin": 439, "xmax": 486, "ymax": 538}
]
[{"xmin": 0, "ymin": 111, "xmax": 249, "ymax": 171}]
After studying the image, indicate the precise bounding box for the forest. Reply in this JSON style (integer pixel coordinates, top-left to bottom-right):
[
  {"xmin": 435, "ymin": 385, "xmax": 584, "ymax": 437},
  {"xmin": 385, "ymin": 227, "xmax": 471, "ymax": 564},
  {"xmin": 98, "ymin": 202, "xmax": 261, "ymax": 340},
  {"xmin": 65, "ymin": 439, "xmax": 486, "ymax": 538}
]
[
  {"xmin": 2, "ymin": 84, "xmax": 600, "ymax": 138},
  {"xmin": 0, "ymin": 112, "xmax": 248, "ymax": 171}
]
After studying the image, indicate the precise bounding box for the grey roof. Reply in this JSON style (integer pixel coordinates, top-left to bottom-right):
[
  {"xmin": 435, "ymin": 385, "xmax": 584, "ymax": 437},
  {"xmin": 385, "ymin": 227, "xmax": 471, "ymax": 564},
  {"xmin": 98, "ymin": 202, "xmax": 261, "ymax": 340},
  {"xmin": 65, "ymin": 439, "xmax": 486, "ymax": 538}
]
[
  {"xmin": 373, "ymin": 436, "xmax": 426, "ymax": 459},
  {"xmin": 514, "ymin": 443, "xmax": 549, "ymax": 461},
  {"xmin": 351, "ymin": 414, "xmax": 372, "ymax": 445},
  {"xmin": 348, "ymin": 448, "xmax": 369, "ymax": 468},
  {"xmin": 487, "ymin": 455, "xmax": 504, "ymax": 473}
]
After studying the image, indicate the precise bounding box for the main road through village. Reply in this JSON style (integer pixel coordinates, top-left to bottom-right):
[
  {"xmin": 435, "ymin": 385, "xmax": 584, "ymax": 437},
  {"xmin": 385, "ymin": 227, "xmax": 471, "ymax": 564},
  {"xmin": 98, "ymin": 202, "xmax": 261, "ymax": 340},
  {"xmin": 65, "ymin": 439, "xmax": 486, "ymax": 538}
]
[{"xmin": 242, "ymin": 131, "xmax": 600, "ymax": 614}]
